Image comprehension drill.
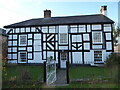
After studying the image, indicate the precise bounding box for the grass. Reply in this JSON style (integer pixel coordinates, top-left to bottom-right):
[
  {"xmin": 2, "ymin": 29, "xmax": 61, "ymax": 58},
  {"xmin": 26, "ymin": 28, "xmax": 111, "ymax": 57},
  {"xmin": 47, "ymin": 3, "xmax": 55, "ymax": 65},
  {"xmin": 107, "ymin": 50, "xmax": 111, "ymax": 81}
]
[
  {"xmin": 2, "ymin": 64, "xmax": 43, "ymax": 88},
  {"xmin": 2, "ymin": 65, "xmax": 119, "ymax": 88},
  {"xmin": 69, "ymin": 66, "xmax": 111, "ymax": 80}
]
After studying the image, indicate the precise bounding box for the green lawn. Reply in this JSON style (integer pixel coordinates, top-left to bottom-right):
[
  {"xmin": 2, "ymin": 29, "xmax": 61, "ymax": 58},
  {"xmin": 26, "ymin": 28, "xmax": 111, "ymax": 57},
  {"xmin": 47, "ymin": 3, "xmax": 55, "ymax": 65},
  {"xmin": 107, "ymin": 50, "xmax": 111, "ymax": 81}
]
[
  {"xmin": 69, "ymin": 66, "xmax": 112, "ymax": 80},
  {"xmin": 2, "ymin": 64, "xmax": 43, "ymax": 88},
  {"xmin": 2, "ymin": 65, "xmax": 119, "ymax": 88}
]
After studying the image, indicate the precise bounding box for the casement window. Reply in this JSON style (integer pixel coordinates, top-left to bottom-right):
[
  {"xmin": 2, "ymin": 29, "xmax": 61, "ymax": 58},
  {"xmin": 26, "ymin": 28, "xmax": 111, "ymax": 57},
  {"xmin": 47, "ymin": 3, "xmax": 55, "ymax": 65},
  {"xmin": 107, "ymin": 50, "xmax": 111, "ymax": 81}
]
[
  {"xmin": 59, "ymin": 33, "xmax": 67, "ymax": 44},
  {"xmin": 92, "ymin": 32, "xmax": 102, "ymax": 43},
  {"xmin": 61, "ymin": 52, "xmax": 67, "ymax": 60},
  {"xmin": 20, "ymin": 35, "xmax": 27, "ymax": 45},
  {"xmin": 94, "ymin": 51, "xmax": 102, "ymax": 61},
  {"xmin": 20, "ymin": 52, "xmax": 27, "ymax": 62}
]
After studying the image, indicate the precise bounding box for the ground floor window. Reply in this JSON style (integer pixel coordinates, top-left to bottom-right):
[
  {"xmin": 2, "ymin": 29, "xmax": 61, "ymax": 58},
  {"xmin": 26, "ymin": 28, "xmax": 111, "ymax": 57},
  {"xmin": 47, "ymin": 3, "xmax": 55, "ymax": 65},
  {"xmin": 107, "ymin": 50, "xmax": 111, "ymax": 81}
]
[
  {"xmin": 20, "ymin": 52, "xmax": 27, "ymax": 62},
  {"xmin": 94, "ymin": 51, "xmax": 102, "ymax": 61}
]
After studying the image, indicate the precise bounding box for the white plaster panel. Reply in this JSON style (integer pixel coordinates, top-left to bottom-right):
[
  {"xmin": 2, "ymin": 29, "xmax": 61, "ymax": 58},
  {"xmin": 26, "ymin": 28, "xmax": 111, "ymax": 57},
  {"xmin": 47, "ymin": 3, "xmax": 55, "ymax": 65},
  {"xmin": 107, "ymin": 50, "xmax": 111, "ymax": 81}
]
[
  {"xmin": 106, "ymin": 42, "xmax": 112, "ymax": 50},
  {"xmin": 8, "ymin": 54, "xmax": 12, "ymax": 59},
  {"xmin": 87, "ymin": 25, "xmax": 91, "ymax": 32},
  {"xmin": 72, "ymin": 35, "xmax": 77, "ymax": 42},
  {"xmin": 43, "ymin": 51, "xmax": 46, "ymax": 59},
  {"xmin": 104, "ymin": 24, "xmax": 111, "ymax": 32},
  {"xmin": 59, "ymin": 25, "xmax": 68, "ymax": 33},
  {"xmin": 8, "ymin": 48, "xmax": 11, "ymax": 52},
  {"xmin": 93, "ymin": 45, "xmax": 102, "ymax": 49},
  {"xmin": 71, "ymin": 28, "xmax": 77, "ymax": 33},
  {"xmin": 28, "ymin": 53, "xmax": 32, "ymax": 59},
  {"xmin": 106, "ymin": 33, "xmax": 111, "ymax": 40},
  {"xmin": 92, "ymin": 24, "xmax": 101, "ymax": 30},
  {"xmin": 83, "ymin": 34, "xmax": 89, "ymax": 41},
  {"xmin": 34, "ymin": 45, "xmax": 41, "ymax": 51},
  {"xmin": 49, "ymin": 26, "xmax": 55, "ymax": 33},
  {"xmin": 59, "ymin": 46, "xmax": 68, "ymax": 50},
  {"xmin": 42, "ymin": 26, "xmax": 48, "ymax": 33},
  {"xmin": 26, "ymin": 27, "xmax": 30, "ymax": 32},
  {"xmin": 28, "ymin": 34, "xmax": 32, "ymax": 38},
  {"xmin": 18, "ymin": 47, "xmax": 26, "ymax": 50},
  {"xmin": 70, "ymin": 25, "xmax": 77, "ymax": 28},
  {"xmin": 21, "ymin": 28, "xmax": 25, "ymax": 32},
  {"xmin": 27, "ymin": 47, "xmax": 32, "ymax": 52},
  {"xmin": 47, "ymin": 52, "xmax": 54, "ymax": 59},
  {"xmin": 16, "ymin": 28, "xmax": 19, "ymax": 33},
  {"xmin": 77, "ymin": 35, "xmax": 82, "ymax": 42},
  {"xmin": 34, "ymin": 34, "xmax": 41, "ymax": 39},
  {"xmin": 43, "ymin": 43, "xmax": 46, "ymax": 50},
  {"xmin": 28, "ymin": 40, "xmax": 32, "ymax": 45},
  {"xmin": 13, "ymin": 54, "xmax": 17, "ymax": 59},
  {"xmin": 13, "ymin": 35, "xmax": 17, "ymax": 39},
  {"xmin": 9, "ymin": 35, "xmax": 12, "ymax": 39},
  {"xmin": 34, "ymin": 40, "xmax": 41, "ymax": 45},
  {"xmin": 72, "ymin": 52, "xmax": 82, "ymax": 64},
  {"xmin": 84, "ymin": 43, "xmax": 90, "ymax": 49},
  {"xmin": 8, "ymin": 41, "xmax": 12, "ymax": 46},
  {"xmin": 43, "ymin": 34, "xmax": 46, "ymax": 41},
  {"xmin": 79, "ymin": 25, "xmax": 86, "ymax": 33},
  {"xmin": 31, "ymin": 52, "xmax": 42, "ymax": 63},
  {"xmin": 13, "ymin": 41, "xmax": 17, "ymax": 46},
  {"xmin": 31, "ymin": 27, "xmax": 35, "ymax": 32},
  {"xmin": 84, "ymin": 52, "xmax": 92, "ymax": 64},
  {"xmin": 102, "ymin": 50, "xmax": 107, "ymax": 61},
  {"xmin": 8, "ymin": 60, "xmax": 17, "ymax": 63},
  {"xmin": 13, "ymin": 47, "xmax": 17, "ymax": 52}
]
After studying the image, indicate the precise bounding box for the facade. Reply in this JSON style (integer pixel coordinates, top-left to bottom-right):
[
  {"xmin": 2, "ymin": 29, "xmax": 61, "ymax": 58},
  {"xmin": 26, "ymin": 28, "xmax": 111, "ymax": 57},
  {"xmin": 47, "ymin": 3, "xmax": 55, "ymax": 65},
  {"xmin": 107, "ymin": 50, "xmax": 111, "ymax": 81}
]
[
  {"xmin": 4, "ymin": 6, "xmax": 114, "ymax": 68},
  {"xmin": 0, "ymin": 28, "xmax": 8, "ymax": 61}
]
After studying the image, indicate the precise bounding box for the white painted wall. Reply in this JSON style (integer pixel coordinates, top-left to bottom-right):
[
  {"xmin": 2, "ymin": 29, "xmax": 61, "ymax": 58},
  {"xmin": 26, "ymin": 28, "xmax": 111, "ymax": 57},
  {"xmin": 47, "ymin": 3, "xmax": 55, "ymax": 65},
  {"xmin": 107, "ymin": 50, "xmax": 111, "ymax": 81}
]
[
  {"xmin": 72, "ymin": 52, "xmax": 82, "ymax": 64},
  {"xmin": 59, "ymin": 25, "xmax": 68, "ymax": 33},
  {"xmin": 92, "ymin": 24, "xmax": 101, "ymax": 30},
  {"xmin": 104, "ymin": 24, "xmax": 111, "ymax": 32}
]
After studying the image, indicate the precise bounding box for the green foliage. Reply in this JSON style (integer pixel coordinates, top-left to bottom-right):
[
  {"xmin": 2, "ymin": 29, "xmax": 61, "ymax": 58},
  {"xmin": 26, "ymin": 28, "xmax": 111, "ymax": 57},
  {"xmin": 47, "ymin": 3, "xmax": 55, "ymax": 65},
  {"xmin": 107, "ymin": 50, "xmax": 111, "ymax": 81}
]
[
  {"xmin": 113, "ymin": 26, "xmax": 120, "ymax": 46},
  {"xmin": 106, "ymin": 53, "xmax": 120, "ymax": 68}
]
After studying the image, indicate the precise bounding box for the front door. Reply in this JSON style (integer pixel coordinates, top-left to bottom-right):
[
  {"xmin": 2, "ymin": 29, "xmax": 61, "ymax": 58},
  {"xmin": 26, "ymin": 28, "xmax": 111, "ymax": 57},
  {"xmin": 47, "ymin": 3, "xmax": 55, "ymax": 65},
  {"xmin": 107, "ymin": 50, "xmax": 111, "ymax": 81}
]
[{"xmin": 60, "ymin": 52, "xmax": 67, "ymax": 68}]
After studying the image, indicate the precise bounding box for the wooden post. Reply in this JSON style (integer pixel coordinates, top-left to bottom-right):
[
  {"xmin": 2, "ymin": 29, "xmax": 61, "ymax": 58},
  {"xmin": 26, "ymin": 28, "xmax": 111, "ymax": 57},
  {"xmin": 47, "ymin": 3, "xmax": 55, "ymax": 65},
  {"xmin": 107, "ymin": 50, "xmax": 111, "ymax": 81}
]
[
  {"xmin": 43, "ymin": 61, "xmax": 46, "ymax": 83},
  {"xmin": 66, "ymin": 61, "xmax": 69, "ymax": 84}
]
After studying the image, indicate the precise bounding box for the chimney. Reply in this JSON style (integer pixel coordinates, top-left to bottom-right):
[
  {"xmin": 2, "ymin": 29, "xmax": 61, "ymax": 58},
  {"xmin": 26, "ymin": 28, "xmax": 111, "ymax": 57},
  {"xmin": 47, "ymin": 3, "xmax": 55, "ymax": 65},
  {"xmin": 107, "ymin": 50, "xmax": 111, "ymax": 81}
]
[
  {"xmin": 44, "ymin": 9, "xmax": 51, "ymax": 18},
  {"xmin": 100, "ymin": 6, "xmax": 107, "ymax": 16}
]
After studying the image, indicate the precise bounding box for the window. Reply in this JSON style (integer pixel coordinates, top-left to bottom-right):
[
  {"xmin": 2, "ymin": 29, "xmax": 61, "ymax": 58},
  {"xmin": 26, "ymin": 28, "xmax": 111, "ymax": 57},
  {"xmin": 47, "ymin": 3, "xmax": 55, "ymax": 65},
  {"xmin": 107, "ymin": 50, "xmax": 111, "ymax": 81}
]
[
  {"xmin": 61, "ymin": 52, "xmax": 67, "ymax": 60},
  {"xmin": 20, "ymin": 52, "xmax": 27, "ymax": 62},
  {"xmin": 20, "ymin": 35, "xmax": 27, "ymax": 45},
  {"xmin": 60, "ymin": 33, "xmax": 67, "ymax": 44},
  {"xmin": 94, "ymin": 51, "xmax": 102, "ymax": 61},
  {"xmin": 92, "ymin": 32, "xmax": 102, "ymax": 43}
]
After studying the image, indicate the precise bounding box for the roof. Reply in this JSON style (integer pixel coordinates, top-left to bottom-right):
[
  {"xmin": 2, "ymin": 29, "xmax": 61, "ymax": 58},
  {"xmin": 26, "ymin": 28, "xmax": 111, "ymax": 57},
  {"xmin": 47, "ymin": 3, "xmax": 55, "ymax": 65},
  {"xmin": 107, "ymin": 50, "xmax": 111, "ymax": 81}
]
[
  {"xmin": 4, "ymin": 14, "xmax": 114, "ymax": 28},
  {"xmin": 0, "ymin": 28, "xmax": 8, "ymax": 36}
]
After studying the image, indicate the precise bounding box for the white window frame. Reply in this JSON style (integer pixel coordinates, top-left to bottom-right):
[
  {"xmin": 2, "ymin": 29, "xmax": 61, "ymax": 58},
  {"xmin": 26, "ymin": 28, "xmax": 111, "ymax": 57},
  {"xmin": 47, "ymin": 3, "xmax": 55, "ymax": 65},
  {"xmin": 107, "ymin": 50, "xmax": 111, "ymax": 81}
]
[
  {"xmin": 19, "ymin": 35, "xmax": 27, "ymax": 46},
  {"xmin": 92, "ymin": 32, "xmax": 103, "ymax": 44},
  {"xmin": 94, "ymin": 51, "xmax": 102, "ymax": 62},
  {"xmin": 59, "ymin": 33, "xmax": 68, "ymax": 44},
  {"xmin": 19, "ymin": 52, "xmax": 27, "ymax": 62}
]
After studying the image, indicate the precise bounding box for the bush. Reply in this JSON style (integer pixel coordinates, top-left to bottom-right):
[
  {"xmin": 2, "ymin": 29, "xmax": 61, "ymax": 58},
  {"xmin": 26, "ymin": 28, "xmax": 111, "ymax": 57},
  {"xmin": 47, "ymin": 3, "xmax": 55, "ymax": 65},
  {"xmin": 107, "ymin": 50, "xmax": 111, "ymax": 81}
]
[
  {"xmin": 105, "ymin": 53, "xmax": 120, "ymax": 83},
  {"xmin": 106, "ymin": 53, "xmax": 120, "ymax": 68}
]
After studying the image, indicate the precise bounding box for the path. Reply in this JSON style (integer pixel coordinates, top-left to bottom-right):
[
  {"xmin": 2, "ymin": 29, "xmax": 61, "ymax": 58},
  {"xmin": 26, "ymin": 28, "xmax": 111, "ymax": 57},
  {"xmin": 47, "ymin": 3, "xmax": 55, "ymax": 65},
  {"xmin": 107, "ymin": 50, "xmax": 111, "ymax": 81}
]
[{"xmin": 50, "ymin": 69, "xmax": 68, "ymax": 86}]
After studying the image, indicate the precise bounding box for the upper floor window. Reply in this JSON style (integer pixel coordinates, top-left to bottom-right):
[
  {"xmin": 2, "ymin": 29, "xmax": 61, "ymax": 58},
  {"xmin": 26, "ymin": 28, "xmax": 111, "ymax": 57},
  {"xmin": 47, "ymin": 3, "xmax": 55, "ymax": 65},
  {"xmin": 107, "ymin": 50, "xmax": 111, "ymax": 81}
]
[
  {"xmin": 20, "ymin": 35, "xmax": 27, "ymax": 45},
  {"xmin": 59, "ymin": 33, "xmax": 67, "ymax": 44},
  {"xmin": 92, "ymin": 32, "xmax": 102, "ymax": 43}
]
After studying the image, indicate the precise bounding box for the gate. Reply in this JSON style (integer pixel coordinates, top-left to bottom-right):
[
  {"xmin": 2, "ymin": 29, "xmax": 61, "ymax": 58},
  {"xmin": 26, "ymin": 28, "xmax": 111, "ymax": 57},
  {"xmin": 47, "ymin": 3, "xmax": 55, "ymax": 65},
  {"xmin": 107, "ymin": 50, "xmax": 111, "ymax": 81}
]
[{"xmin": 46, "ymin": 57, "xmax": 56, "ymax": 85}]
